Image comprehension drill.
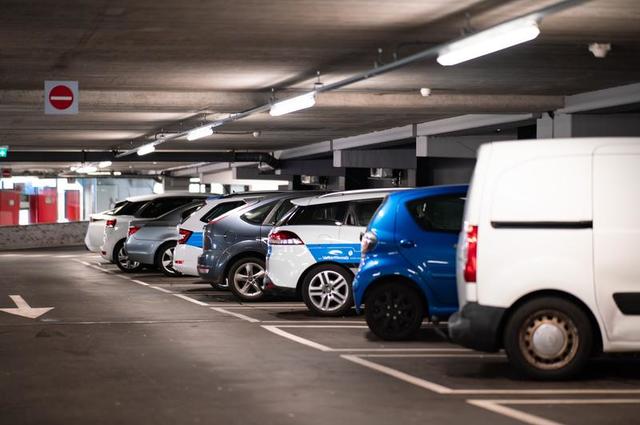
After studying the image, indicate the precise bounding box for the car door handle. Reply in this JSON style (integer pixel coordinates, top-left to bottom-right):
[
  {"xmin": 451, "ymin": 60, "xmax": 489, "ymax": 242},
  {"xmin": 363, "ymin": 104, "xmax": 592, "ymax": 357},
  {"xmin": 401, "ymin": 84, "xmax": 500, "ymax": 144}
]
[{"xmin": 399, "ymin": 239, "xmax": 416, "ymax": 248}]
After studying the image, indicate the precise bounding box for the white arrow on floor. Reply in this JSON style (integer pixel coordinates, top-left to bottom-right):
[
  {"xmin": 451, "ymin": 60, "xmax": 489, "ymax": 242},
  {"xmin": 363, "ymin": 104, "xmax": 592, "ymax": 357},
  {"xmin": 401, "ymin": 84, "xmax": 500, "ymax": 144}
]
[{"xmin": 0, "ymin": 295, "xmax": 54, "ymax": 319}]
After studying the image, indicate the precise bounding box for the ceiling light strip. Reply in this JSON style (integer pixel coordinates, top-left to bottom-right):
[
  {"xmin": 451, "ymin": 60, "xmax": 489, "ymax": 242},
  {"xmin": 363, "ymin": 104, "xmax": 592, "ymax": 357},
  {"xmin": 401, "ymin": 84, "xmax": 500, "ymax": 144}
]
[{"xmin": 115, "ymin": 0, "xmax": 588, "ymax": 158}]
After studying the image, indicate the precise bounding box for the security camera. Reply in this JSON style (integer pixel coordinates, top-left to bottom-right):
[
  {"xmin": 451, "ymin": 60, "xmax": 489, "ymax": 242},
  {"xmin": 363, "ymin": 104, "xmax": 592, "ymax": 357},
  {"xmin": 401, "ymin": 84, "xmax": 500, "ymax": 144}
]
[{"xmin": 588, "ymin": 43, "xmax": 611, "ymax": 58}]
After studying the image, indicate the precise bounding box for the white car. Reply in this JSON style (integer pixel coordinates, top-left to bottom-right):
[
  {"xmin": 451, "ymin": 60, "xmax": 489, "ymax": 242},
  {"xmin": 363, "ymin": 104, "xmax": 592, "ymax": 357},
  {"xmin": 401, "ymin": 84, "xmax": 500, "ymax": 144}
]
[
  {"xmin": 101, "ymin": 193, "xmax": 208, "ymax": 272},
  {"xmin": 266, "ymin": 189, "xmax": 403, "ymax": 316},
  {"xmin": 84, "ymin": 202, "xmax": 126, "ymax": 252},
  {"xmin": 448, "ymin": 137, "xmax": 640, "ymax": 380},
  {"xmin": 173, "ymin": 193, "xmax": 269, "ymax": 278}
]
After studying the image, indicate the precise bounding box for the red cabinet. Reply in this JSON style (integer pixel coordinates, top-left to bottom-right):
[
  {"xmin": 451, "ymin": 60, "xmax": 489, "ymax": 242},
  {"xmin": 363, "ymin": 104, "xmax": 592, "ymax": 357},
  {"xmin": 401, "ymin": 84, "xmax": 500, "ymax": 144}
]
[
  {"xmin": 0, "ymin": 190, "xmax": 20, "ymax": 226},
  {"xmin": 29, "ymin": 188, "xmax": 58, "ymax": 224}
]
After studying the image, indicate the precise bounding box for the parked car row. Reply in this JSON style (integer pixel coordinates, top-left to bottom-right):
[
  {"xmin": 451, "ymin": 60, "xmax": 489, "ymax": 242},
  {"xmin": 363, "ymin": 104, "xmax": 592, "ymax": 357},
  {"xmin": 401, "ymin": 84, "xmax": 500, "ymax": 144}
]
[{"xmin": 85, "ymin": 137, "xmax": 640, "ymax": 381}]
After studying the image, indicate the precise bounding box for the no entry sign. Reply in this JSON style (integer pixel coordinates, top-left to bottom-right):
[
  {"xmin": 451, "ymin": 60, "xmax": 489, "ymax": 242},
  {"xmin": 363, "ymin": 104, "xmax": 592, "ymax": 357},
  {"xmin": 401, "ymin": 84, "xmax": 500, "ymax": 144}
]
[{"xmin": 44, "ymin": 81, "xmax": 78, "ymax": 114}]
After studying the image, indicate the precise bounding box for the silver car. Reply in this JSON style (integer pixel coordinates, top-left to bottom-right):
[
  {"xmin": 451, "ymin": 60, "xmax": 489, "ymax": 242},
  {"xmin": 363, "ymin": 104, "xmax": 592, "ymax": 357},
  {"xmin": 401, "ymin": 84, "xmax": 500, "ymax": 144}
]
[{"xmin": 125, "ymin": 200, "xmax": 207, "ymax": 276}]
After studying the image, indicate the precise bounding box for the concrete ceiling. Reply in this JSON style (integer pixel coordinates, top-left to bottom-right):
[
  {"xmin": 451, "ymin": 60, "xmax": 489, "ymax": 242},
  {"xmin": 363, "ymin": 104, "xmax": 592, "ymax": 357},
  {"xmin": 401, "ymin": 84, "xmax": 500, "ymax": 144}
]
[{"xmin": 1, "ymin": 0, "xmax": 639, "ymax": 173}]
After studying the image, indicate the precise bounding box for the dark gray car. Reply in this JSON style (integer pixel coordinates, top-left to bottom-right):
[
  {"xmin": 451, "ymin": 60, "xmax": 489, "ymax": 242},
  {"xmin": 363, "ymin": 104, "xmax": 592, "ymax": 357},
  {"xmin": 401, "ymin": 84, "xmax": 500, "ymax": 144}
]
[{"xmin": 197, "ymin": 191, "xmax": 324, "ymax": 300}]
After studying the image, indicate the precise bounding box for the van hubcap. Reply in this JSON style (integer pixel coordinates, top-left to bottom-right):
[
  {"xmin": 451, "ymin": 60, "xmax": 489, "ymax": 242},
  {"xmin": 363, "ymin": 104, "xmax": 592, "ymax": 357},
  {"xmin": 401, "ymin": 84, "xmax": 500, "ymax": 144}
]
[
  {"xmin": 520, "ymin": 311, "xmax": 579, "ymax": 370},
  {"xmin": 308, "ymin": 271, "xmax": 349, "ymax": 312}
]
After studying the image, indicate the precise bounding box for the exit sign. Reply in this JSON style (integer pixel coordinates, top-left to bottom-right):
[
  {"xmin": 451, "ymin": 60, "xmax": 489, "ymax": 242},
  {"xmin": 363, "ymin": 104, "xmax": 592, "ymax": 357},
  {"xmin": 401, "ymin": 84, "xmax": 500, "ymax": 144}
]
[{"xmin": 0, "ymin": 146, "xmax": 8, "ymax": 158}]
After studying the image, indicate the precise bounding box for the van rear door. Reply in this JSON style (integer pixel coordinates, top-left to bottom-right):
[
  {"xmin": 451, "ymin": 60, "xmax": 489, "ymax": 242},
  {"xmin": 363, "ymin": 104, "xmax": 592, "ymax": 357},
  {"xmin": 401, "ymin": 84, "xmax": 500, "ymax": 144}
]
[{"xmin": 593, "ymin": 144, "xmax": 640, "ymax": 343}]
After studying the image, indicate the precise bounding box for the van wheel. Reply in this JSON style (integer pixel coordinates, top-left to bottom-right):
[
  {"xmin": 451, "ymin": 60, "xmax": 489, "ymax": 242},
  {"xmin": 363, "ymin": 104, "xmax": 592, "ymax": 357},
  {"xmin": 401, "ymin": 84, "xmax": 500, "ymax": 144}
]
[
  {"xmin": 364, "ymin": 282, "xmax": 424, "ymax": 341},
  {"xmin": 503, "ymin": 297, "xmax": 593, "ymax": 380},
  {"xmin": 155, "ymin": 242, "xmax": 181, "ymax": 277},
  {"xmin": 302, "ymin": 265, "xmax": 353, "ymax": 317},
  {"xmin": 228, "ymin": 257, "xmax": 266, "ymax": 301},
  {"xmin": 114, "ymin": 240, "xmax": 143, "ymax": 273}
]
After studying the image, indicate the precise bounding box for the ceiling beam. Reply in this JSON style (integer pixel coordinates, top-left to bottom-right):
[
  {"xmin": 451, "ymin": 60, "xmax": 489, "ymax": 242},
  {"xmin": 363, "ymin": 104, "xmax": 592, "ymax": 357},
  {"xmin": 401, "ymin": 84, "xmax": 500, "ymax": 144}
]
[
  {"xmin": 558, "ymin": 82, "xmax": 640, "ymax": 113},
  {"xmin": 0, "ymin": 151, "xmax": 278, "ymax": 166}
]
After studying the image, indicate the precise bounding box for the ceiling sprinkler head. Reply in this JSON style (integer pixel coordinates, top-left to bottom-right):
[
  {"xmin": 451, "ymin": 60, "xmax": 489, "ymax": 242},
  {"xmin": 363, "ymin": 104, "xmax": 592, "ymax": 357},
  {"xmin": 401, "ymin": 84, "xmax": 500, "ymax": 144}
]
[
  {"xmin": 419, "ymin": 87, "xmax": 432, "ymax": 97},
  {"xmin": 588, "ymin": 43, "xmax": 611, "ymax": 58},
  {"xmin": 252, "ymin": 131, "xmax": 261, "ymax": 138}
]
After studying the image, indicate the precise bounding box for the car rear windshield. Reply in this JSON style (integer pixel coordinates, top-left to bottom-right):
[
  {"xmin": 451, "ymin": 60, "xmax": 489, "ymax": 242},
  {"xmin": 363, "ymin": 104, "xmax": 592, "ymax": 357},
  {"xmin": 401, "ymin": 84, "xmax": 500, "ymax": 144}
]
[
  {"xmin": 112, "ymin": 201, "xmax": 147, "ymax": 216},
  {"xmin": 200, "ymin": 200, "xmax": 246, "ymax": 223},
  {"xmin": 286, "ymin": 201, "xmax": 348, "ymax": 226},
  {"xmin": 135, "ymin": 198, "xmax": 203, "ymax": 219},
  {"xmin": 406, "ymin": 194, "xmax": 466, "ymax": 233},
  {"xmin": 241, "ymin": 201, "xmax": 278, "ymax": 225}
]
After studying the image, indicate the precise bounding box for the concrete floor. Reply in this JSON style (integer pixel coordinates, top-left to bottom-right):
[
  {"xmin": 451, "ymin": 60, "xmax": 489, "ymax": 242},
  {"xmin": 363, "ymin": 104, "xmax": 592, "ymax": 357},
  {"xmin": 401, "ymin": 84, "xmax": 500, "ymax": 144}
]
[{"xmin": 1, "ymin": 248, "xmax": 639, "ymax": 425}]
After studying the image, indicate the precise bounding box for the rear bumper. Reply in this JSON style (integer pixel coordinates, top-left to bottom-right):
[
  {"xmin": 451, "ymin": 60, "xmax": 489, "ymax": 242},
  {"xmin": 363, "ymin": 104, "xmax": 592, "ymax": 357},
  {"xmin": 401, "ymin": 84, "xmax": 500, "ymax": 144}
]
[
  {"xmin": 173, "ymin": 244, "xmax": 200, "ymax": 277},
  {"xmin": 448, "ymin": 302, "xmax": 506, "ymax": 352},
  {"xmin": 197, "ymin": 250, "xmax": 226, "ymax": 284},
  {"xmin": 263, "ymin": 274, "xmax": 297, "ymax": 297}
]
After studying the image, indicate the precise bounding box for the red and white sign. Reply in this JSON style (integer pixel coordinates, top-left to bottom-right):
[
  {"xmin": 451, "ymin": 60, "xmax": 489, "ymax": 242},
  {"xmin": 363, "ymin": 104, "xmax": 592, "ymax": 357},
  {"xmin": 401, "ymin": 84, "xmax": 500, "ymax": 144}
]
[{"xmin": 44, "ymin": 80, "xmax": 78, "ymax": 115}]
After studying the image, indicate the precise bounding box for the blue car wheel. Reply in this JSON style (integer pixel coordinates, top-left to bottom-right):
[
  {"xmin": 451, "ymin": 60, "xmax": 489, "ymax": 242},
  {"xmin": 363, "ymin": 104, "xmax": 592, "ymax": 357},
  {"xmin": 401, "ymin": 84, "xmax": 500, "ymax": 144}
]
[{"xmin": 365, "ymin": 282, "xmax": 424, "ymax": 341}]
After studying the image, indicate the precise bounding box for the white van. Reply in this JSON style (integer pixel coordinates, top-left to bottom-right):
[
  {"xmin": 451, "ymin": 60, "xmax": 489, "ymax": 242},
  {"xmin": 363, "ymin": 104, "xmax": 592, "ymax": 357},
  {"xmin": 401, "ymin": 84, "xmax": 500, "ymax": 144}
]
[{"xmin": 449, "ymin": 137, "xmax": 640, "ymax": 379}]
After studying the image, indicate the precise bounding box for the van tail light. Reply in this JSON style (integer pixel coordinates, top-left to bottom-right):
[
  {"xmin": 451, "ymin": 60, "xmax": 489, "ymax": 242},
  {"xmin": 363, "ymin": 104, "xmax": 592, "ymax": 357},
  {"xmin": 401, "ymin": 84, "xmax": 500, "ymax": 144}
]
[
  {"xmin": 106, "ymin": 219, "xmax": 117, "ymax": 228},
  {"xmin": 269, "ymin": 230, "xmax": 304, "ymax": 245},
  {"xmin": 361, "ymin": 231, "xmax": 378, "ymax": 256},
  {"xmin": 463, "ymin": 225, "xmax": 478, "ymax": 283},
  {"xmin": 128, "ymin": 225, "xmax": 141, "ymax": 237},
  {"xmin": 178, "ymin": 228, "xmax": 193, "ymax": 244}
]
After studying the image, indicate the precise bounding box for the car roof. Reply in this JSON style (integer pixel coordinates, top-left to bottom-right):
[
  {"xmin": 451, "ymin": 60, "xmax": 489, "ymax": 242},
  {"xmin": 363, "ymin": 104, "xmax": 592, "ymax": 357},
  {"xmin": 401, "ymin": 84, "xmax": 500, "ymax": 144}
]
[
  {"xmin": 292, "ymin": 188, "xmax": 408, "ymax": 206},
  {"xmin": 124, "ymin": 191, "xmax": 209, "ymax": 203},
  {"xmin": 387, "ymin": 184, "xmax": 468, "ymax": 200}
]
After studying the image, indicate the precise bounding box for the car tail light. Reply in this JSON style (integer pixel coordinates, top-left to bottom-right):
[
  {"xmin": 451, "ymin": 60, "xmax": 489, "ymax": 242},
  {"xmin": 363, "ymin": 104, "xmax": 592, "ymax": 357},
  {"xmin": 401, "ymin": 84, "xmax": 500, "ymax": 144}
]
[
  {"xmin": 268, "ymin": 230, "xmax": 304, "ymax": 245},
  {"xmin": 178, "ymin": 228, "xmax": 192, "ymax": 244},
  {"xmin": 106, "ymin": 219, "xmax": 117, "ymax": 228},
  {"xmin": 361, "ymin": 231, "xmax": 378, "ymax": 256},
  {"xmin": 463, "ymin": 225, "xmax": 478, "ymax": 283},
  {"xmin": 128, "ymin": 225, "xmax": 141, "ymax": 237}
]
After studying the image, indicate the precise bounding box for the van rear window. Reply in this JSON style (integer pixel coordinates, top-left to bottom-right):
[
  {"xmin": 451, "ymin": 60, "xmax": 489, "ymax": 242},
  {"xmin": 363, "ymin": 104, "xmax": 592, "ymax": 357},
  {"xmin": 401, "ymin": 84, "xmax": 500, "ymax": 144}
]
[{"xmin": 406, "ymin": 195, "xmax": 465, "ymax": 233}]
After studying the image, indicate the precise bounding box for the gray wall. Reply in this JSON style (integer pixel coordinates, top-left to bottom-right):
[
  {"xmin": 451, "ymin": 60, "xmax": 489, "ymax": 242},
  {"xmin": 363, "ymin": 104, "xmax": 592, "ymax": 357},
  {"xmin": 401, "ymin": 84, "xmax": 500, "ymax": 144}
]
[{"xmin": 0, "ymin": 221, "xmax": 88, "ymax": 250}]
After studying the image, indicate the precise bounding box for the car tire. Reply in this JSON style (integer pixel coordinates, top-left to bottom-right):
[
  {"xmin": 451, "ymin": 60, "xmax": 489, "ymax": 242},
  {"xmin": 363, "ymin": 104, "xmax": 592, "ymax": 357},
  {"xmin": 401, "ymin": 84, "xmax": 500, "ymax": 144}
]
[
  {"xmin": 227, "ymin": 257, "xmax": 266, "ymax": 301},
  {"xmin": 302, "ymin": 264, "xmax": 354, "ymax": 317},
  {"xmin": 114, "ymin": 240, "xmax": 144, "ymax": 273},
  {"xmin": 503, "ymin": 296, "xmax": 593, "ymax": 380},
  {"xmin": 155, "ymin": 242, "xmax": 182, "ymax": 277},
  {"xmin": 364, "ymin": 281, "xmax": 424, "ymax": 341}
]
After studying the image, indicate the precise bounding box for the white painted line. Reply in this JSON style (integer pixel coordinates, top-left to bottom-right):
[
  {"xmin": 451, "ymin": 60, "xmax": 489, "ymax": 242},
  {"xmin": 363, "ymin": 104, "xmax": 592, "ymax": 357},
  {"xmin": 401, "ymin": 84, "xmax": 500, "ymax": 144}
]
[
  {"xmin": 467, "ymin": 399, "xmax": 640, "ymax": 425},
  {"xmin": 340, "ymin": 354, "xmax": 640, "ymax": 395},
  {"xmin": 149, "ymin": 285, "xmax": 172, "ymax": 294},
  {"xmin": 173, "ymin": 294, "xmax": 210, "ymax": 307},
  {"xmin": 332, "ymin": 348, "xmax": 472, "ymax": 352},
  {"xmin": 219, "ymin": 306, "xmax": 310, "ymax": 310},
  {"xmin": 55, "ymin": 254, "xmax": 75, "ymax": 258},
  {"xmin": 211, "ymin": 307, "xmax": 261, "ymax": 323},
  {"xmin": 131, "ymin": 279, "xmax": 150, "ymax": 286},
  {"xmin": 261, "ymin": 325, "xmax": 333, "ymax": 351},
  {"xmin": 271, "ymin": 324, "xmax": 368, "ymax": 329},
  {"xmin": 341, "ymin": 354, "xmax": 453, "ymax": 393},
  {"xmin": 354, "ymin": 353, "xmax": 502, "ymax": 357},
  {"xmin": 467, "ymin": 399, "xmax": 561, "ymax": 425},
  {"xmin": 261, "ymin": 320, "xmax": 367, "ymax": 324}
]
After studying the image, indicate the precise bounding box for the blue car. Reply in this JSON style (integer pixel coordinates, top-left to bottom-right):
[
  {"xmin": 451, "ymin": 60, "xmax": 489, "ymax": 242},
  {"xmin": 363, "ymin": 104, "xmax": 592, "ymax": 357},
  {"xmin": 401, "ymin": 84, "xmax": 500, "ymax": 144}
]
[{"xmin": 353, "ymin": 185, "xmax": 468, "ymax": 340}]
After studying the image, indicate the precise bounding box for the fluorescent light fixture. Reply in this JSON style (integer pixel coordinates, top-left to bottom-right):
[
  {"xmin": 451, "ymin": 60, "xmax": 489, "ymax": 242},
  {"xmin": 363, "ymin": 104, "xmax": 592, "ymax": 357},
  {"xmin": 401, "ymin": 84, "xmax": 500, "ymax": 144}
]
[
  {"xmin": 189, "ymin": 177, "xmax": 201, "ymax": 183},
  {"xmin": 269, "ymin": 92, "xmax": 316, "ymax": 117},
  {"xmin": 75, "ymin": 165, "xmax": 98, "ymax": 174},
  {"xmin": 88, "ymin": 171, "xmax": 111, "ymax": 176},
  {"xmin": 437, "ymin": 18, "xmax": 540, "ymax": 66},
  {"xmin": 113, "ymin": 171, "xmax": 122, "ymax": 176},
  {"xmin": 137, "ymin": 144, "xmax": 156, "ymax": 156},
  {"xmin": 187, "ymin": 125, "xmax": 214, "ymax": 141},
  {"xmin": 98, "ymin": 161, "xmax": 112, "ymax": 168}
]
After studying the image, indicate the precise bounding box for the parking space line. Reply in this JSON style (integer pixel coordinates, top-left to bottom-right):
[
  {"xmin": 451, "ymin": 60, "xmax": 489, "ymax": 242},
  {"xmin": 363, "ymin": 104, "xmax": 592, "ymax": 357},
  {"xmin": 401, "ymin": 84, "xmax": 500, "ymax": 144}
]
[
  {"xmin": 149, "ymin": 286, "xmax": 173, "ymax": 294},
  {"xmin": 211, "ymin": 307, "xmax": 261, "ymax": 323},
  {"xmin": 173, "ymin": 294, "xmax": 210, "ymax": 306},
  {"xmin": 261, "ymin": 325, "xmax": 333, "ymax": 351},
  {"xmin": 261, "ymin": 320, "xmax": 366, "ymax": 324},
  {"xmin": 467, "ymin": 399, "xmax": 640, "ymax": 425},
  {"xmin": 341, "ymin": 354, "xmax": 640, "ymax": 395},
  {"xmin": 355, "ymin": 353, "xmax": 496, "ymax": 357},
  {"xmin": 273, "ymin": 324, "xmax": 368, "ymax": 329},
  {"xmin": 218, "ymin": 306, "xmax": 309, "ymax": 310},
  {"xmin": 341, "ymin": 354, "xmax": 453, "ymax": 393}
]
